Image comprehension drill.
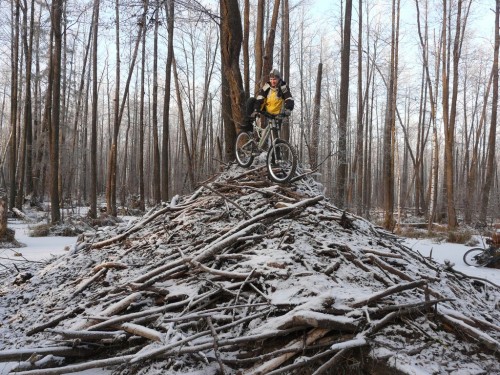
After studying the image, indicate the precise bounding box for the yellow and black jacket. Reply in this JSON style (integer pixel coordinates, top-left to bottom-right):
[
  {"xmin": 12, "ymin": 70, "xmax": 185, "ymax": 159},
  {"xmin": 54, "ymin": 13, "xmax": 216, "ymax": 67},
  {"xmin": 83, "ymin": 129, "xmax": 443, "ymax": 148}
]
[{"xmin": 254, "ymin": 80, "xmax": 294, "ymax": 115}]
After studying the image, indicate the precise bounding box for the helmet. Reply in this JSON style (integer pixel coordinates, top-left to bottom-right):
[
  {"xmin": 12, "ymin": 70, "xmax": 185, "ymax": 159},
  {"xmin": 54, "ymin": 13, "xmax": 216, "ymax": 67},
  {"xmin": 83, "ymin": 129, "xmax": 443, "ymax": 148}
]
[{"xmin": 269, "ymin": 68, "xmax": 281, "ymax": 79}]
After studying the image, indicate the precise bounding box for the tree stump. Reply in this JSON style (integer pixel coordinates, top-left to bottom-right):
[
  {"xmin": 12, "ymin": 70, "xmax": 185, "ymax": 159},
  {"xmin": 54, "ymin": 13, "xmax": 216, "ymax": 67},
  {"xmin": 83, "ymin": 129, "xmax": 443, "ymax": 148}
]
[{"xmin": 0, "ymin": 192, "xmax": 15, "ymax": 242}]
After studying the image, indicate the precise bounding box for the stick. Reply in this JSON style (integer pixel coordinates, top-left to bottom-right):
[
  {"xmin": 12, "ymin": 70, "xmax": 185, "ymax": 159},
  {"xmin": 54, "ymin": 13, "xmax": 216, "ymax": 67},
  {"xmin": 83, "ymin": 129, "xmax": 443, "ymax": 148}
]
[
  {"xmin": 350, "ymin": 280, "xmax": 427, "ymax": 308},
  {"xmin": 12, "ymin": 354, "xmax": 135, "ymax": 375},
  {"xmin": 27, "ymin": 307, "xmax": 84, "ymax": 336},
  {"xmin": 244, "ymin": 328, "xmax": 330, "ymax": 374},
  {"xmin": 85, "ymin": 298, "xmax": 190, "ymax": 331},
  {"xmin": 202, "ymin": 183, "xmax": 252, "ymax": 219},
  {"xmin": 188, "ymin": 258, "xmax": 257, "ymax": 279},
  {"xmin": 0, "ymin": 346, "xmax": 94, "ymax": 362},
  {"xmin": 69, "ymin": 268, "xmax": 107, "ymax": 299},
  {"xmin": 440, "ymin": 314, "xmax": 500, "ymax": 352},
  {"xmin": 120, "ymin": 323, "xmax": 163, "ymax": 342},
  {"xmin": 206, "ymin": 316, "xmax": 225, "ymax": 375}
]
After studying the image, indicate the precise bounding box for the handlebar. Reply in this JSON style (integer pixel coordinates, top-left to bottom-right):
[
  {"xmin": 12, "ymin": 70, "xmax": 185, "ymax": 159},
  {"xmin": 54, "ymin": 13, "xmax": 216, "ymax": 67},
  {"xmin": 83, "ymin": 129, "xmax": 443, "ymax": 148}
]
[{"xmin": 255, "ymin": 110, "xmax": 288, "ymax": 120}]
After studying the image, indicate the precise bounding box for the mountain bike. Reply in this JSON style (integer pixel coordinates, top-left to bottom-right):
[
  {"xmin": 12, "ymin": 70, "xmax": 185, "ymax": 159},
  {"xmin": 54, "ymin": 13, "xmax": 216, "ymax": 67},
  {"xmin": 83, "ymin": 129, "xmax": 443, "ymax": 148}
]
[
  {"xmin": 235, "ymin": 111, "xmax": 298, "ymax": 183},
  {"xmin": 463, "ymin": 239, "xmax": 500, "ymax": 267}
]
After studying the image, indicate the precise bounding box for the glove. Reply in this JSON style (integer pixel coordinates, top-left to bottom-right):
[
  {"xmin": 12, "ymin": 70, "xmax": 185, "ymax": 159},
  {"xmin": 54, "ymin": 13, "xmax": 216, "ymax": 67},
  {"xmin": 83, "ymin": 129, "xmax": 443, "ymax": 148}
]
[{"xmin": 283, "ymin": 109, "xmax": 291, "ymax": 116}]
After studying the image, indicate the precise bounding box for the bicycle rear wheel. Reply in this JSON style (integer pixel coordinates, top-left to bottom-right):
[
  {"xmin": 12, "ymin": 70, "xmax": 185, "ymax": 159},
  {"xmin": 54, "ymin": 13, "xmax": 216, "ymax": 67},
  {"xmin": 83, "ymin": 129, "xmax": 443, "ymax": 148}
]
[
  {"xmin": 463, "ymin": 248, "xmax": 490, "ymax": 267},
  {"xmin": 235, "ymin": 132, "xmax": 255, "ymax": 168},
  {"xmin": 267, "ymin": 139, "xmax": 297, "ymax": 183}
]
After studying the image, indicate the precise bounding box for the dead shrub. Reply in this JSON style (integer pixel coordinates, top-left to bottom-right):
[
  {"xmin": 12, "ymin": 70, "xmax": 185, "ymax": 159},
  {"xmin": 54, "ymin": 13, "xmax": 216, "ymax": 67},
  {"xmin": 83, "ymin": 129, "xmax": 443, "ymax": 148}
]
[
  {"xmin": 447, "ymin": 230, "xmax": 472, "ymax": 244},
  {"xmin": 29, "ymin": 223, "xmax": 51, "ymax": 237}
]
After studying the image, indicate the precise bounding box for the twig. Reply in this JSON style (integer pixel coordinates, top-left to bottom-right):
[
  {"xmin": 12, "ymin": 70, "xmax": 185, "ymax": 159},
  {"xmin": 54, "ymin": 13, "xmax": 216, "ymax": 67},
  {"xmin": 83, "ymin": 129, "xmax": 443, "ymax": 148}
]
[
  {"xmin": 202, "ymin": 183, "xmax": 252, "ymax": 219},
  {"xmin": 244, "ymin": 328, "xmax": 330, "ymax": 374},
  {"xmin": 69, "ymin": 268, "xmax": 107, "ymax": 300},
  {"xmin": 188, "ymin": 258, "xmax": 257, "ymax": 279},
  {"xmin": 350, "ymin": 280, "xmax": 427, "ymax": 308},
  {"xmin": 27, "ymin": 307, "xmax": 85, "ymax": 336},
  {"xmin": 311, "ymin": 348, "xmax": 349, "ymax": 375},
  {"xmin": 207, "ymin": 316, "xmax": 225, "ymax": 374}
]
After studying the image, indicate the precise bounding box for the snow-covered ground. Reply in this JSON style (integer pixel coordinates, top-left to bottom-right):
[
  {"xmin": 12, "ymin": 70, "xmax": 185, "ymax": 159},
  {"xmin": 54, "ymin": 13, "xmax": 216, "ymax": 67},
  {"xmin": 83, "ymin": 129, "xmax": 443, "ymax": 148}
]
[{"xmin": 402, "ymin": 237, "xmax": 500, "ymax": 286}]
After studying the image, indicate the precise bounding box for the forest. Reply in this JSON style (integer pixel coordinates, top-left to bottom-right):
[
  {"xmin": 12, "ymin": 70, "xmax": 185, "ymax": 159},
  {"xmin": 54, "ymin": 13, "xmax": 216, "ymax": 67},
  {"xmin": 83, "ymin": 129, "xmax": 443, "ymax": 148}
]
[{"xmin": 0, "ymin": 0, "xmax": 499, "ymax": 231}]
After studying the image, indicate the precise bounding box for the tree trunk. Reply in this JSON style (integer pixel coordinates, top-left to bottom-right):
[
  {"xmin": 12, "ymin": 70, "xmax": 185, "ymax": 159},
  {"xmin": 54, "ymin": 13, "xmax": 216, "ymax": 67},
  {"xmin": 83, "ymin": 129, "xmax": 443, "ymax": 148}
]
[
  {"xmin": 261, "ymin": 0, "xmax": 281, "ymax": 83},
  {"xmin": 161, "ymin": 0, "xmax": 174, "ymax": 202},
  {"xmin": 254, "ymin": 0, "xmax": 264, "ymax": 95},
  {"xmin": 9, "ymin": 0, "xmax": 20, "ymax": 210},
  {"xmin": 138, "ymin": 5, "xmax": 146, "ymax": 212},
  {"xmin": 479, "ymin": 0, "xmax": 499, "ymax": 224},
  {"xmin": 309, "ymin": 63, "xmax": 322, "ymax": 169},
  {"xmin": 281, "ymin": 0, "xmax": 291, "ymax": 143},
  {"xmin": 243, "ymin": 0, "xmax": 250, "ymax": 97},
  {"xmin": 0, "ymin": 192, "xmax": 8, "ymax": 240},
  {"xmin": 465, "ymin": 69, "xmax": 492, "ymax": 223},
  {"xmin": 336, "ymin": 0, "xmax": 352, "ymax": 209},
  {"xmin": 17, "ymin": 0, "xmax": 35, "ymax": 209},
  {"xmin": 49, "ymin": 0, "xmax": 63, "ymax": 224},
  {"xmin": 220, "ymin": 0, "xmax": 245, "ymax": 162},
  {"xmin": 152, "ymin": 1, "xmax": 161, "ymax": 204},
  {"xmin": 107, "ymin": 0, "xmax": 121, "ymax": 216},
  {"xmin": 353, "ymin": 0, "xmax": 364, "ymax": 215},
  {"xmin": 89, "ymin": 0, "xmax": 99, "ymax": 219},
  {"xmin": 107, "ymin": 0, "xmax": 147, "ymax": 216},
  {"xmin": 382, "ymin": 0, "xmax": 400, "ymax": 230}
]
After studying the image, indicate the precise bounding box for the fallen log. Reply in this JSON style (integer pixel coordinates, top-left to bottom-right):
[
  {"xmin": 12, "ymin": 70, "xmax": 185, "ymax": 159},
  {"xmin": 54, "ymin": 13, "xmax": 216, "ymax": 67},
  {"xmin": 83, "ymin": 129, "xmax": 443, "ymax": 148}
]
[
  {"xmin": 440, "ymin": 313, "xmax": 500, "ymax": 352},
  {"xmin": 350, "ymin": 279, "xmax": 427, "ymax": 308},
  {"xmin": 0, "ymin": 346, "xmax": 93, "ymax": 362}
]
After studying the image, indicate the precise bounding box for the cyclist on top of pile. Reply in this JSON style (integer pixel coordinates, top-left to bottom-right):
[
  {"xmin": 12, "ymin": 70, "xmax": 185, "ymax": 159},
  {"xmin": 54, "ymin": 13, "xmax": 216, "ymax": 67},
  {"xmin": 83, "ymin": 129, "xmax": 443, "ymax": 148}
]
[{"xmin": 251, "ymin": 68, "xmax": 294, "ymax": 119}]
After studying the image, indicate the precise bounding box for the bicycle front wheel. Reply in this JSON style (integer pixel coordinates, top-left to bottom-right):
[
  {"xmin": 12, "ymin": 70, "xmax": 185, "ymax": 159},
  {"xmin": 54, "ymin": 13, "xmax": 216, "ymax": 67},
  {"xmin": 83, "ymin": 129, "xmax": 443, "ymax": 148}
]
[
  {"xmin": 235, "ymin": 132, "xmax": 255, "ymax": 168},
  {"xmin": 267, "ymin": 139, "xmax": 297, "ymax": 183},
  {"xmin": 463, "ymin": 248, "xmax": 489, "ymax": 267}
]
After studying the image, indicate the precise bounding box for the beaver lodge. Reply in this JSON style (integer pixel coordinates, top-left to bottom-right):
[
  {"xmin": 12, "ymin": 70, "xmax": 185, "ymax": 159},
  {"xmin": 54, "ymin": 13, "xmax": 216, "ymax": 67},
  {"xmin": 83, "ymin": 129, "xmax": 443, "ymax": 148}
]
[{"xmin": 1, "ymin": 163, "xmax": 499, "ymax": 375}]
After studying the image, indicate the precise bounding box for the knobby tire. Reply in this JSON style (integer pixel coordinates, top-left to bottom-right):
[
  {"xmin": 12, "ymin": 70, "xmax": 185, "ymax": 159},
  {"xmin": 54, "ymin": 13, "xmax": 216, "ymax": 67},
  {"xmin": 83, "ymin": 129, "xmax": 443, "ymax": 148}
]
[
  {"xmin": 235, "ymin": 132, "xmax": 254, "ymax": 168},
  {"xmin": 266, "ymin": 139, "xmax": 297, "ymax": 184},
  {"xmin": 463, "ymin": 248, "xmax": 490, "ymax": 267}
]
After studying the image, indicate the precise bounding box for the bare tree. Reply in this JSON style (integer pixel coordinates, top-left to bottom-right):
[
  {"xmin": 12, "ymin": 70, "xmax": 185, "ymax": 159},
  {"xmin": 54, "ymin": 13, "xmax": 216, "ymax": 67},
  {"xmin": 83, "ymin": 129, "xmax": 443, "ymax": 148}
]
[
  {"xmin": 8, "ymin": 0, "xmax": 20, "ymax": 210},
  {"xmin": 106, "ymin": 0, "xmax": 147, "ymax": 216},
  {"xmin": 16, "ymin": 0, "xmax": 35, "ymax": 209},
  {"xmin": 220, "ymin": 0, "xmax": 245, "ymax": 161},
  {"xmin": 261, "ymin": 0, "xmax": 281, "ymax": 84},
  {"xmin": 254, "ymin": 0, "xmax": 264, "ymax": 95},
  {"xmin": 281, "ymin": 0, "xmax": 291, "ymax": 143},
  {"xmin": 49, "ymin": 0, "xmax": 63, "ymax": 224},
  {"xmin": 309, "ymin": 63, "xmax": 322, "ymax": 169},
  {"xmin": 479, "ymin": 0, "xmax": 499, "ymax": 224},
  {"xmin": 138, "ymin": 4, "xmax": 146, "ymax": 212},
  {"xmin": 161, "ymin": 0, "xmax": 174, "ymax": 202},
  {"xmin": 89, "ymin": 0, "xmax": 99, "ymax": 219},
  {"xmin": 352, "ymin": 0, "xmax": 364, "ymax": 215},
  {"xmin": 151, "ymin": 0, "xmax": 161, "ymax": 203},
  {"xmin": 243, "ymin": 0, "xmax": 250, "ymax": 97},
  {"xmin": 336, "ymin": 0, "xmax": 352, "ymax": 209},
  {"xmin": 382, "ymin": 0, "xmax": 400, "ymax": 230},
  {"xmin": 173, "ymin": 56, "xmax": 195, "ymax": 188}
]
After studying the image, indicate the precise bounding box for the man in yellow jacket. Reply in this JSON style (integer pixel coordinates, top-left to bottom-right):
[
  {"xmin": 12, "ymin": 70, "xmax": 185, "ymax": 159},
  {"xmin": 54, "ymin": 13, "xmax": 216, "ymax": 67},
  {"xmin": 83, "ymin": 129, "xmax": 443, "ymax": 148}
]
[{"xmin": 253, "ymin": 68, "xmax": 294, "ymax": 116}]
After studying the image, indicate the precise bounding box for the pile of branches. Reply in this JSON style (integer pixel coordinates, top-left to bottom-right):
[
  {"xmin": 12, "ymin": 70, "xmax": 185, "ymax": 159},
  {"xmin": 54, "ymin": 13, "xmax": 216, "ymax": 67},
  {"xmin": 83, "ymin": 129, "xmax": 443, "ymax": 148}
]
[{"xmin": 1, "ymin": 164, "xmax": 499, "ymax": 374}]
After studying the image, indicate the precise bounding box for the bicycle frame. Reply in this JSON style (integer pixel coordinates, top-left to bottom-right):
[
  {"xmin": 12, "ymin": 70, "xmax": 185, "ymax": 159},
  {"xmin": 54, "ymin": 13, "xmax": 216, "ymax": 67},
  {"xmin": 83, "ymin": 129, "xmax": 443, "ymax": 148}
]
[
  {"xmin": 254, "ymin": 113, "xmax": 283, "ymax": 150},
  {"xmin": 235, "ymin": 110, "xmax": 297, "ymax": 183}
]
